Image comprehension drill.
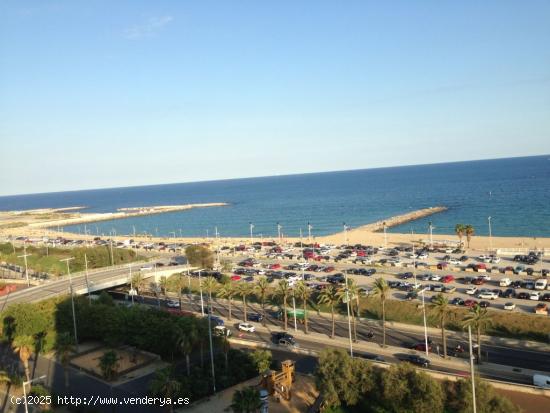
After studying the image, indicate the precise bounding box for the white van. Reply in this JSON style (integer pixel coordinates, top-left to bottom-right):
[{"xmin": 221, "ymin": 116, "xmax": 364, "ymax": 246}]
[
  {"xmin": 533, "ymin": 374, "xmax": 550, "ymax": 389},
  {"xmin": 535, "ymin": 279, "xmax": 548, "ymax": 290}
]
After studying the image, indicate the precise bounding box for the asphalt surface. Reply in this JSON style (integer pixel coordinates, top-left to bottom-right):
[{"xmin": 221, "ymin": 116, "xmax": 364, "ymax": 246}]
[{"xmin": 135, "ymin": 293, "xmax": 550, "ymax": 375}]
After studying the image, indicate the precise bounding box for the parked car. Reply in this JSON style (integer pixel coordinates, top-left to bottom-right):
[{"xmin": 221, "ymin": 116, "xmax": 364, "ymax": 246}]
[
  {"xmin": 442, "ymin": 275, "xmax": 455, "ymax": 283},
  {"xmin": 411, "ymin": 342, "xmax": 432, "ymax": 352},
  {"xmin": 534, "ymin": 303, "xmax": 548, "ymax": 314},
  {"xmin": 213, "ymin": 326, "xmax": 232, "ymax": 337},
  {"xmin": 479, "ymin": 301, "xmax": 490, "ymax": 308},
  {"xmin": 477, "ymin": 291, "xmax": 498, "ymax": 300},
  {"xmin": 273, "ymin": 332, "xmax": 297, "ymax": 347},
  {"xmin": 166, "ymin": 299, "xmax": 180, "ymax": 308},
  {"xmin": 503, "ymin": 302, "xmax": 516, "ymax": 311},
  {"xmin": 464, "ymin": 299, "xmax": 478, "ymax": 308},
  {"xmin": 529, "ymin": 292, "xmax": 540, "ymax": 301},
  {"xmin": 517, "ymin": 292, "xmax": 530, "ymax": 300},
  {"xmin": 248, "ymin": 313, "xmax": 264, "ymax": 322},
  {"xmin": 451, "ymin": 297, "xmax": 465, "ymax": 306},
  {"xmin": 466, "ymin": 286, "xmax": 478, "ymax": 295}
]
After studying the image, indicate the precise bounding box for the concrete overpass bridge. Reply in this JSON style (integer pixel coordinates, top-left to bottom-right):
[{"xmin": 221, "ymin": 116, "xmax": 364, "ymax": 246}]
[{"xmin": 0, "ymin": 263, "xmax": 191, "ymax": 310}]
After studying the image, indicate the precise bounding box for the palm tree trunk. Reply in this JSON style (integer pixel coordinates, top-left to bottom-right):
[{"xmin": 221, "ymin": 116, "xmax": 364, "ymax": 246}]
[
  {"xmin": 352, "ymin": 303, "xmax": 358, "ymax": 342},
  {"xmin": 283, "ymin": 297, "xmax": 288, "ymax": 331},
  {"xmin": 243, "ymin": 296, "xmax": 247, "ymax": 321},
  {"xmin": 178, "ymin": 289, "xmax": 182, "ymax": 309},
  {"xmin": 262, "ymin": 299, "xmax": 266, "ymax": 326},
  {"xmin": 331, "ymin": 304, "xmax": 335, "ymax": 338},
  {"xmin": 186, "ymin": 354, "xmax": 190, "ymax": 376},
  {"xmin": 382, "ymin": 299, "xmax": 386, "ymax": 347},
  {"xmin": 441, "ymin": 318, "xmax": 447, "ymax": 359},
  {"xmin": 23, "ymin": 362, "xmax": 30, "ymax": 382},
  {"xmin": 228, "ymin": 298, "xmax": 232, "ymax": 321},
  {"xmin": 477, "ymin": 327, "xmax": 482, "ymax": 363},
  {"xmin": 303, "ymin": 299, "xmax": 308, "ymax": 334}
]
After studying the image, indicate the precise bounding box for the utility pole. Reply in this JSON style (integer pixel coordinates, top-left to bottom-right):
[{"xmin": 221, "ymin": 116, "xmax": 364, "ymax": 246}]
[
  {"xmin": 18, "ymin": 247, "xmax": 32, "ymax": 287},
  {"xmin": 60, "ymin": 257, "xmax": 78, "ymax": 352},
  {"xmin": 468, "ymin": 325, "xmax": 477, "ymax": 413},
  {"xmin": 207, "ymin": 295, "xmax": 216, "ymax": 393},
  {"xmin": 109, "ymin": 236, "xmax": 114, "ymax": 266}
]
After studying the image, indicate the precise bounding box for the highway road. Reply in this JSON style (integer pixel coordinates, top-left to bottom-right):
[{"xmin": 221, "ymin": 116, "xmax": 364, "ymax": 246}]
[{"xmin": 133, "ymin": 293, "xmax": 550, "ymax": 376}]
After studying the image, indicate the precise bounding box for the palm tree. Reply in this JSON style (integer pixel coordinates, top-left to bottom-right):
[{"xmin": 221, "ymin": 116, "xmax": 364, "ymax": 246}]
[
  {"xmin": 430, "ymin": 294, "xmax": 450, "ymax": 359},
  {"xmin": 462, "ymin": 304, "xmax": 492, "ymax": 363},
  {"xmin": 218, "ymin": 282, "xmax": 237, "ymax": 320},
  {"xmin": 455, "ymin": 224, "xmax": 465, "ymax": 246},
  {"xmin": 236, "ymin": 282, "xmax": 253, "ymax": 322},
  {"xmin": 159, "ymin": 276, "xmax": 169, "ymax": 296},
  {"xmin": 55, "ymin": 332, "xmax": 75, "ymax": 389},
  {"xmin": 464, "ymin": 225, "xmax": 475, "ymax": 249},
  {"xmin": 273, "ymin": 279, "xmax": 291, "ymax": 331},
  {"xmin": 171, "ymin": 274, "xmax": 186, "ymax": 309},
  {"xmin": 131, "ymin": 273, "xmax": 146, "ymax": 295},
  {"xmin": 149, "ymin": 368, "xmax": 181, "ymax": 412},
  {"xmin": 295, "ymin": 281, "xmax": 311, "ymax": 334},
  {"xmin": 98, "ymin": 350, "xmax": 119, "ymax": 380},
  {"xmin": 230, "ymin": 386, "xmax": 261, "ymax": 413},
  {"xmin": 177, "ymin": 325, "xmax": 197, "ymax": 376},
  {"xmin": 317, "ymin": 285, "xmax": 340, "ymax": 338},
  {"xmin": 372, "ymin": 278, "xmax": 390, "ymax": 347},
  {"xmin": 338, "ymin": 279, "xmax": 360, "ymax": 342},
  {"xmin": 255, "ymin": 277, "xmax": 270, "ymax": 326},
  {"xmin": 12, "ymin": 335, "xmax": 34, "ymax": 381},
  {"xmin": 202, "ymin": 276, "xmax": 219, "ymax": 301}
]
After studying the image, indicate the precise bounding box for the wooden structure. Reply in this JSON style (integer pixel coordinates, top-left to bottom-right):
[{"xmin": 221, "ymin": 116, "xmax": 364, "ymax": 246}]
[{"xmin": 260, "ymin": 360, "xmax": 295, "ymax": 401}]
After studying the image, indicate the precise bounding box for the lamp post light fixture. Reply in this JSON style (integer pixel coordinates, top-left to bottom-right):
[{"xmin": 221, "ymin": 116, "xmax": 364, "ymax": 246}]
[{"xmin": 60, "ymin": 257, "xmax": 78, "ymax": 352}]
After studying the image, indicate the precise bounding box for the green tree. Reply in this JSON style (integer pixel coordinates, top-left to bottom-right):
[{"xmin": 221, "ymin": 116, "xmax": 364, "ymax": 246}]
[
  {"xmin": 220, "ymin": 259, "xmax": 233, "ymax": 273},
  {"xmin": 446, "ymin": 376, "xmax": 521, "ymax": 413},
  {"xmin": 430, "ymin": 293, "xmax": 450, "ymax": 359},
  {"xmin": 230, "ymin": 386, "xmax": 261, "ymax": 413},
  {"xmin": 462, "ymin": 305, "xmax": 492, "ymax": 363},
  {"xmin": 218, "ymin": 282, "xmax": 237, "ymax": 321},
  {"xmin": 380, "ymin": 363, "xmax": 445, "ymax": 413},
  {"xmin": 236, "ymin": 282, "xmax": 253, "ymax": 322},
  {"xmin": 149, "ymin": 368, "xmax": 182, "ymax": 412},
  {"xmin": 98, "ymin": 350, "xmax": 119, "ymax": 380},
  {"xmin": 177, "ymin": 325, "xmax": 198, "ymax": 377},
  {"xmin": 185, "ymin": 245, "xmax": 214, "ymax": 269},
  {"xmin": 372, "ymin": 277, "xmax": 390, "ymax": 347},
  {"xmin": 250, "ymin": 349, "xmax": 272, "ymax": 374},
  {"xmin": 295, "ymin": 281, "xmax": 311, "ymax": 334},
  {"xmin": 254, "ymin": 277, "xmax": 270, "ymax": 326},
  {"xmin": 315, "ymin": 348, "xmax": 373, "ymax": 407},
  {"xmin": 337, "ymin": 279, "xmax": 360, "ymax": 341},
  {"xmin": 55, "ymin": 332, "xmax": 75, "ymax": 389},
  {"xmin": 273, "ymin": 279, "xmax": 291, "ymax": 331},
  {"xmin": 131, "ymin": 273, "xmax": 146, "ymax": 295},
  {"xmin": 464, "ymin": 225, "xmax": 475, "ymax": 249},
  {"xmin": 455, "ymin": 224, "xmax": 465, "ymax": 246},
  {"xmin": 12, "ymin": 335, "xmax": 34, "ymax": 381},
  {"xmin": 170, "ymin": 274, "xmax": 186, "ymax": 309},
  {"xmin": 159, "ymin": 276, "xmax": 168, "ymax": 296},
  {"xmin": 317, "ymin": 285, "xmax": 340, "ymax": 338},
  {"xmin": 202, "ymin": 276, "xmax": 219, "ymax": 301}
]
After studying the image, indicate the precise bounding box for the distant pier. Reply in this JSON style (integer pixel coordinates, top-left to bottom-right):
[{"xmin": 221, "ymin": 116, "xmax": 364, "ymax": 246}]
[{"xmin": 354, "ymin": 206, "xmax": 448, "ymax": 233}]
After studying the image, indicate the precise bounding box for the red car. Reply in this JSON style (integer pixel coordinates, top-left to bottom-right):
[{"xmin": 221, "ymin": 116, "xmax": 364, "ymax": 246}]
[
  {"xmin": 269, "ymin": 263, "xmax": 281, "ymax": 270},
  {"xmin": 323, "ymin": 266, "xmax": 335, "ymax": 273},
  {"xmin": 476, "ymin": 263, "xmax": 487, "ymax": 271},
  {"xmin": 442, "ymin": 275, "xmax": 455, "ymax": 283},
  {"xmin": 464, "ymin": 299, "xmax": 478, "ymax": 308},
  {"xmin": 472, "ymin": 278, "xmax": 485, "ymax": 285},
  {"xmin": 411, "ymin": 342, "xmax": 432, "ymax": 352},
  {"xmin": 231, "ymin": 275, "xmax": 242, "ymax": 281}
]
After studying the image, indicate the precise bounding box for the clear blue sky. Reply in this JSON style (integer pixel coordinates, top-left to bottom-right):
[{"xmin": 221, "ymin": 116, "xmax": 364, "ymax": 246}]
[{"xmin": 1, "ymin": 1, "xmax": 549, "ymax": 196}]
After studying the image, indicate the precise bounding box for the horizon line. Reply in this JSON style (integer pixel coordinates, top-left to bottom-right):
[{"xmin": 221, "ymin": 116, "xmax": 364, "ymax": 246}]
[{"xmin": 1, "ymin": 153, "xmax": 548, "ymax": 198}]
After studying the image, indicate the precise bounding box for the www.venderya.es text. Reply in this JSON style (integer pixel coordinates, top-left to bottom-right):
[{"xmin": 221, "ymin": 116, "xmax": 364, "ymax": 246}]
[{"xmin": 11, "ymin": 395, "xmax": 190, "ymax": 408}]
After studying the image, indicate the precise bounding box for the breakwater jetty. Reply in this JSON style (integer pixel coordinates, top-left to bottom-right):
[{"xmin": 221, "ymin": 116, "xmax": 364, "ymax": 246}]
[{"xmin": 355, "ymin": 206, "xmax": 448, "ymax": 233}]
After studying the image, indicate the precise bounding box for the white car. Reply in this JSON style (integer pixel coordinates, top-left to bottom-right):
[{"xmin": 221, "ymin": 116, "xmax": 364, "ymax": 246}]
[
  {"xmin": 477, "ymin": 274, "xmax": 491, "ymax": 281},
  {"xmin": 430, "ymin": 274, "xmax": 442, "ymax": 281},
  {"xmin": 504, "ymin": 302, "xmax": 516, "ymax": 311},
  {"xmin": 477, "ymin": 291, "xmax": 498, "ymax": 300},
  {"xmin": 491, "ymin": 257, "xmax": 501, "ymax": 264},
  {"xmin": 499, "ymin": 278, "xmax": 511, "ymax": 287},
  {"xmin": 238, "ymin": 322, "xmax": 255, "ymax": 333},
  {"xmin": 166, "ymin": 300, "xmax": 180, "ymax": 308},
  {"xmin": 466, "ymin": 286, "xmax": 478, "ymax": 295},
  {"xmin": 535, "ymin": 279, "xmax": 548, "ymax": 290},
  {"xmin": 529, "ymin": 292, "xmax": 540, "ymax": 301},
  {"xmin": 447, "ymin": 258, "xmax": 460, "ymax": 265},
  {"xmin": 417, "ymin": 252, "xmax": 429, "ymax": 260}
]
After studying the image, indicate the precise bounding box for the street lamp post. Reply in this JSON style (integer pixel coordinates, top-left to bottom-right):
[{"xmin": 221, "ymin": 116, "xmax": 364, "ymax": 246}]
[
  {"xmin": 60, "ymin": 257, "xmax": 78, "ymax": 352},
  {"xmin": 206, "ymin": 297, "xmax": 216, "ymax": 393},
  {"xmin": 249, "ymin": 222, "xmax": 254, "ymax": 243},
  {"xmin": 488, "ymin": 217, "xmax": 493, "ymax": 252},
  {"xmin": 299, "ymin": 228, "xmax": 303, "ymax": 249},
  {"xmin": 383, "ymin": 222, "xmax": 387, "ymax": 248},
  {"xmin": 420, "ymin": 287, "xmax": 429, "ymax": 359},
  {"xmin": 23, "ymin": 375, "xmax": 47, "ymax": 413},
  {"xmin": 468, "ymin": 325, "xmax": 478, "ymax": 413},
  {"xmin": 344, "ymin": 272, "xmax": 354, "ymax": 357},
  {"xmin": 343, "ymin": 223, "xmax": 348, "ymax": 245},
  {"xmin": 84, "ymin": 254, "xmax": 91, "ymax": 303},
  {"xmin": 307, "ymin": 222, "xmax": 312, "ymax": 241},
  {"xmin": 428, "ymin": 221, "xmax": 434, "ymax": 248},
  {"xmin": 198, "ymin": 269, "xmax": 205, "ymax": 316},
  {"xmin": 18, "ymin": 247, "xmax": 32, "ymax": 287}
]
